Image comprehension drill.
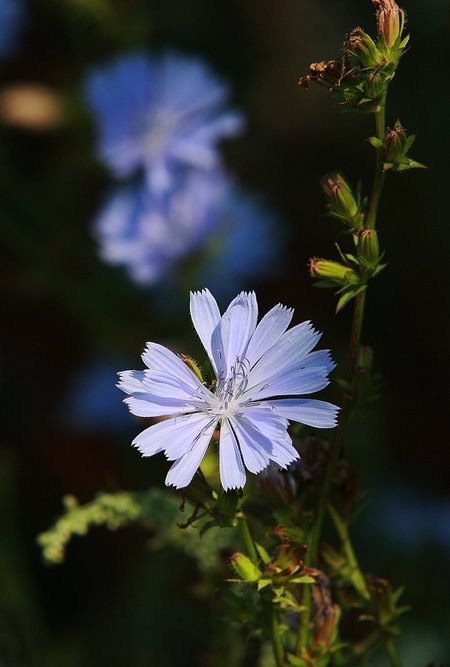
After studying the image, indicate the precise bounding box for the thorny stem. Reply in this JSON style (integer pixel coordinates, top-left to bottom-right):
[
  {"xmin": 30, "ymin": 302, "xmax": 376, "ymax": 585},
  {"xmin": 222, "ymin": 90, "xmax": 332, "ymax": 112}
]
[
  {"xmin": 296, "ymin": 97, "xmax": 388, "ymax": 656},
  {"xmin": 236, "ymin": 514, "xmax": 285, "ymax": 667}
]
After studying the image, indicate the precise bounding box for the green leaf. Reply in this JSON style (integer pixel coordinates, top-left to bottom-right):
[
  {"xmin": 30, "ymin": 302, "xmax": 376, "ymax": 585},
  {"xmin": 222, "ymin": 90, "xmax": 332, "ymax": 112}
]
[
  {"xmin": 368, "ymin": 136, "xmax": 383, "ymax": 149},
  {"xmin": 255, "ymin": 542, "xmax": 271, "ymax": 564}
]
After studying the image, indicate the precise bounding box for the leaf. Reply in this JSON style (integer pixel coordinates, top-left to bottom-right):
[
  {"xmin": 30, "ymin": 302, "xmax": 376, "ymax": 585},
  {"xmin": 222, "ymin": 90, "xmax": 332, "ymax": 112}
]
[
  {"xmin": 368, "ymin": 136, "xmax": 383, "ymax": 149},
  {"xmin": 290, "ymin": 575, "xmax": 316, "ymax": 584},
  {"xmin": 255, "ymin": 542, "xmax": 271, "ymax": 564}
]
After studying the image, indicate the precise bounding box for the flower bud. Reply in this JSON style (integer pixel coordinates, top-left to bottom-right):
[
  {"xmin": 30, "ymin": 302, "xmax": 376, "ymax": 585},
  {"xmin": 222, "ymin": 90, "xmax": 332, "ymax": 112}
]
[
  {"xmin": 365, "ymin": 71, "xmax": 385, "ymax": 100},
  {"xmin": 383, "ymin": 121, "xmax": 407, "ymax": 163},
  {"xmin": 357, "ymin": 228, "xmax": 379, "ymax": 269},
  {"xmin": 373, "ymin": 0, "xmax": 405, "ymax": 49},
  {"xmin": 346, "ymin": 28, "xmax": 385, "ymax": 69},
  {"xmin": 321, "ymin": 172, "xmax": 361, "ymax": 227},
  {"xmin": 309, "ymin": 258, "xmax": 360, "ymax": 285},
  {"xmin": 229, "ymin": 552, "xmax": 261, "ymax": 582}
]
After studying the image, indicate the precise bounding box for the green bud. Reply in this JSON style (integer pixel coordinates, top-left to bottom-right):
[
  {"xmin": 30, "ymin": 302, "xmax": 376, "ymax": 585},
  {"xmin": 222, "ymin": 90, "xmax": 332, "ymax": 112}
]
[
  {"xmin": 357, "ymin": 228, "xmax": 379, "ymax": 269},
  {"xmin": 381, "ymin": 120, "xmax": 426, "ymax": 171},
  {"xmin": 309, "ymin": 258, "xmax": 360, "ymax": 285},
  {"xmin": 383, "ymin": 121, "xmax": 407, "ymax": 163},
  {"xmin": 346, "ymin": 28, "xmax": 385, "ymax": 69},
  {"xmin": 229, "ymin": 552, "xmax": 261, "ymax": 582},
  {"xmin": 365, "ymin": 71, "xmax": 385, "ymax": 100},
  {"xmin": 321, "ymin": 172, "xmax": 361, "ymax": 227},
  {"xmin": 373, "ymin": 0, "xmax": 406, "ymax": 49}
]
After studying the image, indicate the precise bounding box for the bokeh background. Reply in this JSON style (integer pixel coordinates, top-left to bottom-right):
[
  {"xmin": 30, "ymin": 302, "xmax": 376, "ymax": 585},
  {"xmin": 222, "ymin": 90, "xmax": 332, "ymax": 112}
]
[{"xmin": 1, "ymin": 0, "xmax": 449, "ymax": 665}]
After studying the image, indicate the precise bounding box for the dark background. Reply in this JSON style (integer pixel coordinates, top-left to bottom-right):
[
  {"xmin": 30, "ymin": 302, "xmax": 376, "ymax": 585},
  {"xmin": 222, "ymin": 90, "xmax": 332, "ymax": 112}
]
[{"xmin": 1, "ymin": 0, "xmax": 449, "ymax": 665}]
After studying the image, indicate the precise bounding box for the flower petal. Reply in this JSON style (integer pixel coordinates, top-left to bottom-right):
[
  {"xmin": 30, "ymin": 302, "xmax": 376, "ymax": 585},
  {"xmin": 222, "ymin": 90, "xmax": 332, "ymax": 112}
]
[
  {"xmin": 246, "ymin": 321, "xmax": 322, "ymax": 390},
  {"xmin": 245, "ymin": 303, "xmax": 293, "ymax": 369},
  {"xmin": 219, "ymin": 419, "xmax": 246, "ymax": 491},
  {"xmin": 133, "ymin": 413, "xmax": 215, "ymax": 460},
  {"xmin": 165, "ymin": 419, "xmax": 217, "ymax": 488},
  {"xmin": 190, "ymin": 289, "xmax": 222, "ymax": 375},
  {"xmin": 117, "ymin": 370, "xmax": 146, "ymax": 395},
  {"xmin": 230, "ymin": 415, "xmax": 271, "ymax": 474},
  {"xmin": 142, "ymin": 342, "xmax": 210, "ymax": 392},
  {"xmin": 124, "ymin": 395, "xmax": 196, "ymax": 418},
  {"xmin": 270, "ymin": 399, "xmax": 340, "ymax": 428},
  {"xmin": 247, "ymin": 370, "xmax": 330, "ymax": 401},
  {"xmin": 219, "ymin": 291, "xmax": 258, "ymax": 375},
  {"xmin": 239, "ymin": 406, "xmax": 299, "ymax": 468}
]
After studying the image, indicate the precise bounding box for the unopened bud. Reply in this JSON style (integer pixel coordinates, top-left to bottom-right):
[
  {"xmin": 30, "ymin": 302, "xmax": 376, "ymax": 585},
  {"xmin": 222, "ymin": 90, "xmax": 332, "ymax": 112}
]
[
  {"xmin": 383, "ymin": 121, "xmax": 407, "ymax": 163},
  {"xmin": 309, "ymin": 258, "xmax": 360, "ymax": 285},
  {"xmin": 365, "ymin": 71, "xmax": 385, "ymax": 99},
  {"xmin": 321, "ymin": 173, "xmax": 361, "ymax": 227},
  {"xmin": 346, "ymin": 28, "xmax": 385, "ymax": 69},
  {"xmin": 357, "ymin": 228, "xmax": 379, "ymax": 269},
  {"xmin": 229, "ymin": 552, "xmax": 261, "ymax": 582},
  {"xmin": 373, "ymin": 0, "xmax": 405, "ymax": 49}
]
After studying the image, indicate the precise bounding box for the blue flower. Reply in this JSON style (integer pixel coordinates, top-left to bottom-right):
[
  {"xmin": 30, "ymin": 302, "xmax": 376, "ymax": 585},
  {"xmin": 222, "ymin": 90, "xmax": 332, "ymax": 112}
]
[
  {"xmin": 93, "ymin": 168, "xmax": 229, "ymax": 284},
  {"xmin": 84, "ymin": 51, "xmax": 244, "ymax": 191},
  {"xmin": 0, "ymin": 0, "xmax": 25, "ymax": 59},
  {"xmin": 118, "ymin": 290, "xmax": 339, "ymax": 491}
]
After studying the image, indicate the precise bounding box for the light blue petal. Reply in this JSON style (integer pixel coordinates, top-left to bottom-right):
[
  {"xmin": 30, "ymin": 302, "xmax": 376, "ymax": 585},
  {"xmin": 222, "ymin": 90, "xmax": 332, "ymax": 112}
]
[
  {"xmin": 247, "ymin": 370, "xmax": 330, "ymax": 401},
  {"xmin": 117, "ymin": 370, "xmax": 146, "ymax": 395},
  {"xmin": 124, "ymin": 395, "xmax": 195, "ymax": 418},
  {"xmin": 219, "ymin": 291, "xmax": 258, "ymax": 375},
  {"xmin": 239, "ymin": 406, "xmax": 299, "ymax": 469},
  {"xmin": 219, "ymin": 419, "xmax": 246, "ymax": 491},
  {"xmin": 246, "ymin": 321, "xmax": 322, "ymax": 389},
  {"xmin": 142, "ymin": 342, "xmax": 214, "ymax": 399},
  {"xmin": 165, "ymin": 419, "xmax": 217, "ymax": 488},
  {"xmin": 245, "ymin": 303, "xmax": 293, "ymax": 369},
  {"xmin": 133, "ymin": 413, "xmax": 213, "ymax": 459},
  {"xmin": 141, "ymin": 370, "xmax": 209, "ymax": 402},
  {"xmin": 190, "ymin": 289, "xmax": 221, "ymax": 375},
  {"xmin": 270, "ymin": 399, "xmax": 340, "ymax": 428},
  {"xmin": 230, "ymin": 416, "xmax": 271, "ymax": 474}
]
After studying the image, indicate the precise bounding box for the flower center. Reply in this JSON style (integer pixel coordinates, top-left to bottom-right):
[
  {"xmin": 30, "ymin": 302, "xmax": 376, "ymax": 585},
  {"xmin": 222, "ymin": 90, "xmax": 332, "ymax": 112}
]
[{"xmin": 213, "ymin": 356, "xmax": 249, "ymax": 417}]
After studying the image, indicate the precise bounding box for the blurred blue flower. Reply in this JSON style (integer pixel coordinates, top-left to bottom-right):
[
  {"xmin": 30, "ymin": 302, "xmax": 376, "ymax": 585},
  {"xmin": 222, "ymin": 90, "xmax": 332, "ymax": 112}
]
[
  {"xmin": 84, "ymin": 51, "xmax": 244, "ymax": 191},
  {"xmin": 93, "ymin": 167, "xmax": 284, "ymax": 291},
  {"xmin": 93, "ymin": 168, "xmax": 228, "ymax": 284},
  {"xmin": 0, "ymin": 0, "xmax": 25, "ymax": 58}
]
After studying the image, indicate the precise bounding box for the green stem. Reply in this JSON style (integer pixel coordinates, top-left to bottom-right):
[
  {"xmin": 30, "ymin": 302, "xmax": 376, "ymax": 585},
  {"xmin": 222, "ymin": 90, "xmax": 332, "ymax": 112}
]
[
  {"xmin": 296, "ymin": 291, "xmax": 366, "ymax": 654},
  {"xmin": 384, "ymin": 637, "xmax": 404, "ymax": 667},
  {"xmin": 266, "ymin": 602, "xmax": 285, "ymax": 667},
  {"xmin": 296, "ymin": 96, "xmax": 388, "ymax": 655},
  {"xmin": 236, "ymin": 513, "xmax": 258, "ymax": 563},
  {"xmin": 366, "ymin": 96, "xmax": 386, "ymax": 229},
  {"xmin": 236, "ymin": 514, "xmax": 285, "ymax": 667}
]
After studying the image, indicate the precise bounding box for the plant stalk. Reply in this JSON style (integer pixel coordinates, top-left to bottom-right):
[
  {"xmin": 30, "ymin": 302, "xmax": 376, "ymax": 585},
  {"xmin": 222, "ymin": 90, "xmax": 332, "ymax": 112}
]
[
  {"xmin": 296, "ymin": 94, "xmax": 388, "ymax": 656},
  {"xmin": 384, "ymin": 637, "xmax": 404, "ymax": 667},
  {"xmin": 236, "ymin": 513, "xmax": 285, "ymax": 667}
]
